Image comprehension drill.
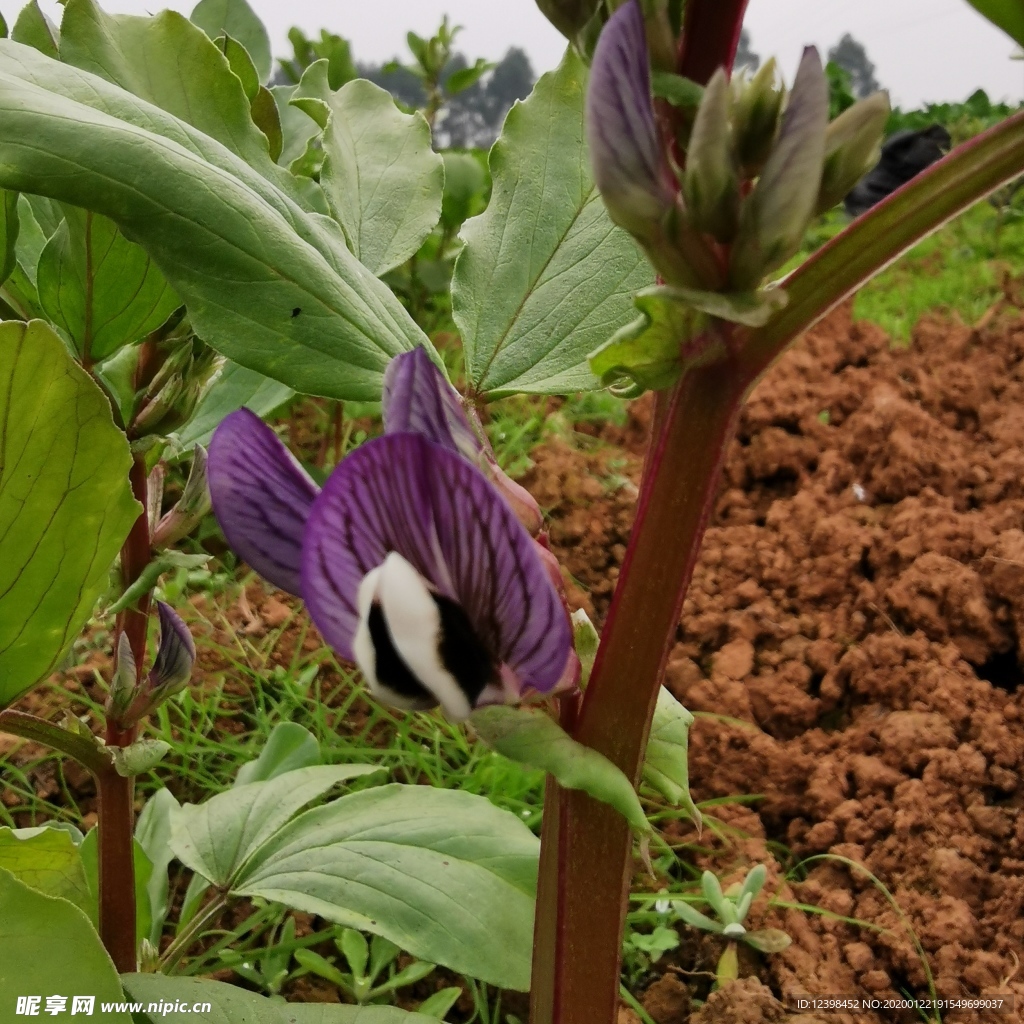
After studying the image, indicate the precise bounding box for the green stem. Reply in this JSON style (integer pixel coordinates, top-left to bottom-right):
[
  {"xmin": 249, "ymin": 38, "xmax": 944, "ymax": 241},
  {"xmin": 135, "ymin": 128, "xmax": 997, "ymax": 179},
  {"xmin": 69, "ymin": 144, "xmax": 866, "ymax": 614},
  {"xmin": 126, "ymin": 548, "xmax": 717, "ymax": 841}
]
[
  {"xmin": 0, "ymin": 709, "xmax": 110, "ymax": 776},
  {"xmin": 159, "ymin": 892, "xmax": 230, "ymax": 974}
]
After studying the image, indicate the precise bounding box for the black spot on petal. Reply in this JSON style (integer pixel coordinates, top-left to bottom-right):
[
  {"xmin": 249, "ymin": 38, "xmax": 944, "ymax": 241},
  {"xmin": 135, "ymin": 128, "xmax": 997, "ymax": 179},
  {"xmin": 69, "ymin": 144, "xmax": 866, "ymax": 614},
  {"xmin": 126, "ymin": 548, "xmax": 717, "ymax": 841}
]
[
  {"xmin": 367, "ymin": 604, "xmax": 436, "ymax": 705},
  {"xmin": 433, "ymin": 594, "xmax": 497, "ymax": 706}
]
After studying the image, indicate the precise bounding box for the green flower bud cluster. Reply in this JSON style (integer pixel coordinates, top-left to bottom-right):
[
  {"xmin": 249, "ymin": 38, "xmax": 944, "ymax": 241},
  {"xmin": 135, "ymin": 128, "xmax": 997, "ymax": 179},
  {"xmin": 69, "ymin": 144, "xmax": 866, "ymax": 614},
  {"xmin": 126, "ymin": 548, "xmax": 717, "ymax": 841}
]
[{"xmin": 132, "ymin": 339, "xmax": 224, "ymax": 437}]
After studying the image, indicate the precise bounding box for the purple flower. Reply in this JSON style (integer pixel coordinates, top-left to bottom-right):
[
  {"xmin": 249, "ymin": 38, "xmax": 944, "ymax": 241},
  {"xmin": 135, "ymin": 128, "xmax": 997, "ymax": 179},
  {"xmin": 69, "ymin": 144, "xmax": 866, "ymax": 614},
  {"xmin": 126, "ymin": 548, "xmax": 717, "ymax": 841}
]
[
  {"xmin": 586, "ymin": 0, "xmax": 674, "ymax": 239},
  {"xmin": 208, "ymin": 351, "xmax": 573, "ymax": 721}
]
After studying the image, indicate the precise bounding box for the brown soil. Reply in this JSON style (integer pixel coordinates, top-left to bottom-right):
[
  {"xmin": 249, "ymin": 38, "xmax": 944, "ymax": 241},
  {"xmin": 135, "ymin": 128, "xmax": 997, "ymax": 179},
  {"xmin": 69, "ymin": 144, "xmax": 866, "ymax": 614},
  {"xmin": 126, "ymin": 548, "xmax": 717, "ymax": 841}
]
[{"xmin": 527, "ymin": 304, "xmax": 1024, "ymax": 1023}]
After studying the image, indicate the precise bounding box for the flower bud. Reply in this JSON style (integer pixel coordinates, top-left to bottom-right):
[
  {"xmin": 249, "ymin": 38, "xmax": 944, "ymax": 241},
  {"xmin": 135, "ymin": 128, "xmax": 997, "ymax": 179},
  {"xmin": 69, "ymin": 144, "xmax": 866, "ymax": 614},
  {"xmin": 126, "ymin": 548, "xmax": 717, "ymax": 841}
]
[
  {"xmin": 729, "ymin": 47, "xmax": 828, "ymax": 289},
  {"xmin": 106, "ymin": 631, "xmax": 138, "ymax": 723},
  {"xmin": 816, "ymin": 92, "xmax": 890, "ymax": 214},
  {"xmin": 133, "ymin": 342, "xmax": 224, "ymax": 437},
  {"xmin": 152, "ymin": 446, "xmax": 212, "ymax": 549},
  {"xmin": 123, "ymin": 602, "xmax": 196, "ymax": 724},
  {"xmin": 587, "ymin": 1, "xmax": 675, "ymax": 245},
  {"xmin": 731, "ymin": 58, "xmax": 785, "ymax": 178},
  {"xmin": 683, "ymin": 68, "xmax": 740, "ymax": 242}
]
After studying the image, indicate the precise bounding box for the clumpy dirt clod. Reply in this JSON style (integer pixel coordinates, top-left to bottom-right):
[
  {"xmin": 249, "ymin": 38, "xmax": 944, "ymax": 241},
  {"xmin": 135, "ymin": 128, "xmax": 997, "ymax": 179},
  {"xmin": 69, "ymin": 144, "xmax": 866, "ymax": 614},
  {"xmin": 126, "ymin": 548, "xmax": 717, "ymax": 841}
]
[{"xmin": 533, "ymin": 305, "xmax": 1024, "ymax": 1023}]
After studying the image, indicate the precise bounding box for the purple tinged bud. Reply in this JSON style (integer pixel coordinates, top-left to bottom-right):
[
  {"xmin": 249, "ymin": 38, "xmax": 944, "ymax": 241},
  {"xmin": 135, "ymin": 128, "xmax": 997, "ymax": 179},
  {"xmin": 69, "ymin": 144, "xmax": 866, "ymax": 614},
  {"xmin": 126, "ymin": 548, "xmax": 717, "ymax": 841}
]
[
  {"xmin": 153, "ymin": 446, "xmax": 212, "ymax": 550},
  {"xmin": 586, "ymin": 0, "xmax": 675, "ymax": 242},
  {"xmin": 816, "ymin": 92, "xmax": 890, "ymax": 215},
  {"xmin": 732, "ymin": 58, "xmax": 785, "ymax": 178},
  {"xmin": 729, "ymin": 47, "xmax": 829, "ymax": 289},
  {"xmin": 148, "ymin": 602, "xmax": 196, "ymax": 697},
  {"xmin": 107, "ymin": 632, "xmax": 138, "ymax": 721}
]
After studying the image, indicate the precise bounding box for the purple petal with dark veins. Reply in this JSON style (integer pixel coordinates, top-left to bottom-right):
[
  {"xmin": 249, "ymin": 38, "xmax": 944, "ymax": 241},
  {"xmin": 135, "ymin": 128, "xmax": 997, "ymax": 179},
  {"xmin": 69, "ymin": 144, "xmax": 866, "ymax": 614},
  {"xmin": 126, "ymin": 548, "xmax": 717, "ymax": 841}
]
[
  {"xmin": 208, "ymin": 409, "xmax": 320, "ymax": 596},
  {"xmin": 586, "ymin": 0, "xmax": 673, "ymax": 231},
  {"xmin": 150, "ymin": 601, "xmax": 196, "ymax": 692},
  {"xmin": 302, "ymin": 433, "xmax": 571, "ymax": 694},
  {"xmin": 382, "ymin": 347, "xmax": 480, "ymax": 460}
]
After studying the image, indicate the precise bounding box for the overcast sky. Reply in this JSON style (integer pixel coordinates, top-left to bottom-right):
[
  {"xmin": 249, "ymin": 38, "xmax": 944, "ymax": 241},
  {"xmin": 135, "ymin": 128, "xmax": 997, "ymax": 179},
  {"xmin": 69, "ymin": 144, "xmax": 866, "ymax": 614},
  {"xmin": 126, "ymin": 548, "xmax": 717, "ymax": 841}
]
[{"xmin": 24, "ymin": 0, "xmax": 1024, "ymax": 109}]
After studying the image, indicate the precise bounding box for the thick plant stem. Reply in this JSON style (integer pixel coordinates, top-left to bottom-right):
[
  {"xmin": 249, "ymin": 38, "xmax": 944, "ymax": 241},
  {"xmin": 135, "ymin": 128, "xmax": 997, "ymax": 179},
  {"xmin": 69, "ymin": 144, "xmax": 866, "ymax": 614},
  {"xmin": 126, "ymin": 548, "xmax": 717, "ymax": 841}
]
[
  {"xmin": 530, "ymin": 358, "xmax": 748, "ymax": 1024},
  {"xmin": 97, "ymin": 763, "xmax": 137, "ymax": 972},
  {"xmin": 99, "ymin": 450, "xmax": 152, "ymax": 972},
  {"xmin": 677, "ymin": 0, "xmax": 749, "ymax": 85}
]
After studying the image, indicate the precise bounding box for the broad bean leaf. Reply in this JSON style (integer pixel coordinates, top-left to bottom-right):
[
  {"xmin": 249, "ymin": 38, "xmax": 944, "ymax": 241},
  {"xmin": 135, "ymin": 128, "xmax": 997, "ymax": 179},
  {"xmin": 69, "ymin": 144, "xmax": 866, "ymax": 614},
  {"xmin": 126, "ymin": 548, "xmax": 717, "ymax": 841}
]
[
  {"xmin": 135, "ymin": 788, "xmax": 182, "ymax": 945},
  {"xmin": 452, "ymin": 46, "xmax": 653, "ymax": 398},
  {"xmin": 642, "ymin": 687, "xmax": 702, "ymax": 829},
  {"xmin": 169, "ymin": 765, "xmax": 385, "ymax": 886},
  {"xmin": 234, "ymin": 722, "xmax": 322, "ymax": 786},
  {"xmin": 469, "ymin": 705, "xmax": 651, "ymax": 835},
  {"xmin": 0, "ymin": 42, "xmax": 434, "ymax": 399},
  {"xmin": 0, "ymin": 869, "xmax": 132, "ymax": 1022},
  {"xmin": 122, "ymin": 974, "xmax": 436, "ymax": 1024},
  {"xmin": 232, "ymin": 784, "xmax": 539, "ymax": 991},
  {"xmin": 190, "ymin": 0, "xmax": 272, "ymax": 83},
  {"xmin": 273, "ymin": 83, "xmax": 322, "ymax": 170},
  {"xmin": 0, "ymin": 826, "xmax": 92, "ymax": 918},
  {"xmin": 321, "ymin": 78, "xmax": 444, "ymax": 276},
  {"xmin": 58, "ymin": 0, "xmax": 316, "ymax": 210},
  {"xmin": 0, "ymin": 320, "xmax": 139, "ymax": 708},
  {"xmin": 0, "ymin": 188, "xmax": 17, "ymax": 285},
  {"xmin": 37, "ymin": 206, "xmax": 180, "ymax": 361},
  {"xmin": 3, "ymin": 195, "xmax": 46, "ymax": 317},
  {"xmin": 175, "ymin": 361, "xmax": 293, "ymax": 450},
  {"xmin": 11, "ymin": 1, "xmax": 57, "ymax": 58},
  {"xmin": 965, "ymin": 0, "xmax": 1024, "ymax": 47}
]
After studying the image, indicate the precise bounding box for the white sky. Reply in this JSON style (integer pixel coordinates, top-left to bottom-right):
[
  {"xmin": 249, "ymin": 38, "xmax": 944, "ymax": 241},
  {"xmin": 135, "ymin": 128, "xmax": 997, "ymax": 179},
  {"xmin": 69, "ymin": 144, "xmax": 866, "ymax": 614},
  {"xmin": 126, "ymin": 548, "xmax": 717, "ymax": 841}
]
[{"xmin": 21, "ymin": 0, "xmax": 1024, "ymax": 109}]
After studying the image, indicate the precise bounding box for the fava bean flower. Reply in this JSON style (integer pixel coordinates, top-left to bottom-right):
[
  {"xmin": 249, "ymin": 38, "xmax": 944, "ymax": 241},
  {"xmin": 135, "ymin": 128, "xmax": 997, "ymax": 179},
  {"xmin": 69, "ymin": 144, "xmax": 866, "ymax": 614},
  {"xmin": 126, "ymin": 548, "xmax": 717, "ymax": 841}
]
[{"xmin": 208, "ymin": 349, "xmax": 574, "ymax": 721}]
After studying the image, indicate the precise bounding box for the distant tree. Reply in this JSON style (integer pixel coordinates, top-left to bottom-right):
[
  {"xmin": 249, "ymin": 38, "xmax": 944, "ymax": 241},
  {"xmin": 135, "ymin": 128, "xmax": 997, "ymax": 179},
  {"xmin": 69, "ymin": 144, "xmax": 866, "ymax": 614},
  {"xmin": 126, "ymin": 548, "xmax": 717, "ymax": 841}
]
[
  {"xmin": 827, "ymin": 33, "xmax": 880, "ymax": 98},
  {"xmin": 735, "ymin": 28, "xmax": 759, "ymax": 72}
]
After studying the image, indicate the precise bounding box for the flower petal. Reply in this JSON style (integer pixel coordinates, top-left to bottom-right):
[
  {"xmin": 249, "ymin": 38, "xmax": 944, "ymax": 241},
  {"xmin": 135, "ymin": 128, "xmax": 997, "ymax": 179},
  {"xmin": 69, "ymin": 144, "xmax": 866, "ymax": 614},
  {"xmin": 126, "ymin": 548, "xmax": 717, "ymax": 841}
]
[
  {"xmin": 208, "ymin": 409, "xmax": 320, "ymax": 595},
  {"xmin": 382, "ymin": 347, "xmax": 480, "ymax": 459},
  {"xmin": 302, "ymin": 432, "xmax": 571, "ymax": 693},
  {"xmin": 587, "ymin": 0, "xmax": 673, "ymax": 235}
]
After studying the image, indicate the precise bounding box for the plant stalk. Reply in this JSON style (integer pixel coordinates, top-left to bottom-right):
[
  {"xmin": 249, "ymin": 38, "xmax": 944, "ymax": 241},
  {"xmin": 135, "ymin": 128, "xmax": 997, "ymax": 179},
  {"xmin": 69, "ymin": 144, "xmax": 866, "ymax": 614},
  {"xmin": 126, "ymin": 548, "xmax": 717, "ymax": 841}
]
[
  {"xmin": 0, "ymin": 710, "xmax": 111, "ymax": 776},
  {"xmin": 530, "ymin": 356, "xmax": 747, "ymax": 1024}
]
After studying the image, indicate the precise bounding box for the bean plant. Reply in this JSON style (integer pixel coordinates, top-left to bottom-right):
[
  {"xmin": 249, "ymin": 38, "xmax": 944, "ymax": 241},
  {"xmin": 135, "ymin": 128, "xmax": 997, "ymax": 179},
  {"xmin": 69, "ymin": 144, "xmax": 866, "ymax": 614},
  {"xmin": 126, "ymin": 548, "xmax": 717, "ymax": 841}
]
[{"xmin": 0, "ymin": 0, "xmax": 1022, "ymax": 1020}]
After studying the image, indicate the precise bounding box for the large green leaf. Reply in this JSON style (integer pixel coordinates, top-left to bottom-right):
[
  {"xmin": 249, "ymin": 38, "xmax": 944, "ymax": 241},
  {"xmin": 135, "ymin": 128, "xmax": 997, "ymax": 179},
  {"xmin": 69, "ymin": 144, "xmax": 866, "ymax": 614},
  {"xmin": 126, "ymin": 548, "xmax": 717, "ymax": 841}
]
[
  {"xmin": 321, "ymin": 78, "xmax": 444, "ymax": 276},
  {"xmin": 0, "ymin": 868, "xmax": 132, "ymax": 1022},
  {"xmin": 0, "ymin": 320, "xmax": 139, "ymax": 708},
  {"xmin": 59, "ymin": 0, "xmax": 301, "ymax": 204},
  {"xmin": 190, "ymin": 0, "xmax": 272, "ymax": 83},
  {"xmin": 11, "ymin": 1, "xmax": 57, "ymax": 58},
  {"xmin": 0, "ymin": 826, "xmax": 92, "ymax": 918},
  {"xmin": 965, "ymin": 0, "xmax": 1024, "ymax": 46},
  {"xmin": 122, "ymin": 974, "xmax": 437, "ymax": 1023},
  {"xmin": 232, "ymin": 784, "xmax": 539, "ymax": 991},
  {"xmin": 0, "ymin": 189, "xmax": 17, "ymax": 285},
  {"xmin": 0, "ymin": 42, "xmax": 433, "ymax": 400},
  {"xmin": 175, "ymin": 361, "xmax": 293, "ymax": 450},
  {"xmin": 37, "ymin": 206, "xmax": 180, "ymax": 361},
  {"xmin": 452, "ymin": 47, "xmax": 653, "ymax": 398},
  {"xmin": 170, "ymin": 765, "xmax": 385, "ymax": 886}
]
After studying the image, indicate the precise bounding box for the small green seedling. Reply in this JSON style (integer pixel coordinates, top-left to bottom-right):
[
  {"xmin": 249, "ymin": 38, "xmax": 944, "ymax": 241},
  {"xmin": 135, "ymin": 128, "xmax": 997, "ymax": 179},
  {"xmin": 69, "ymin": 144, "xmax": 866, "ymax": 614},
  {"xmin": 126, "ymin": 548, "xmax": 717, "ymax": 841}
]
[
  {"xmin": 294, "ymin": 929, "xmax": 438, "ymax": 1006},
  {"xmin": 673, "ymin": 865, "xmax": 791, "ymax": 986}
]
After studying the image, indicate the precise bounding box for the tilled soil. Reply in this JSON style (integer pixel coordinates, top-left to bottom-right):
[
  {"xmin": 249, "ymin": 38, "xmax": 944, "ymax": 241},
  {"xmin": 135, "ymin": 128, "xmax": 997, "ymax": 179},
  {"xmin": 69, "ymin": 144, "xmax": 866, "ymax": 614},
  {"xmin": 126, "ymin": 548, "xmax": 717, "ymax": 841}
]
[{"xmin": 527, "ymin": 305, "xmax": 1024, "ymax": 1024}]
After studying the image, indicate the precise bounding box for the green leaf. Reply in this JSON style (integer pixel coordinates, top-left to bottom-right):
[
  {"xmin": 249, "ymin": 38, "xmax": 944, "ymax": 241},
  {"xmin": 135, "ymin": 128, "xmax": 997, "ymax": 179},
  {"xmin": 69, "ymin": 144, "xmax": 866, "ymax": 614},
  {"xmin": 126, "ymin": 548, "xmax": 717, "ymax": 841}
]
[
  {"xmin": 273, "ymin": 83, "xmax": 322, "ymax": 170},
  {"xmin": 642, "ymin": 687, "xmax": 701, "ymax": 830},
  {"xmin": 12, "ymin": 1, "xmax": 57, "ymax": 58},
  {"xmin": 452, "ymin": 46, "xmax": 654, "ymax": 398},
  {"xmin": 79, "ymin": 828, "xmax": 154, "ymax": 946},
  {"xmin": 58, "ymin": 0, "xmax": 312, "ymax": 210},
  {"xmin": 440, "ymin": 152, "xmax": 487, "ymax": 231},
  {"xmin": 0, "ymin": 43, "xmax": 435, "ymax": 400},
  {"xmin": 190, "ymin": 0, "xmax": 271, "ymax": 83},
  {"xmin": 135, "ymin": 788, "xmax": 181, "ymax": 946},
  {"xmin": 416, "ymin": 988, "xmax": 463, "ymax": 1019},
  {"xmin": 0, "ymin": 189, "xmax": 17, "ymax": 285},
  {"xmin": 37, "ymin": 207, "xmax": 180, "ymax": 361},
  {"xmin": 170, "ymin": 765, "xmax": 385, "ymax": 886},
  {"xmin": 673, "ymin": 898, "xmax": 721, "ymax": 934},
  {"xmin": 0, "ymin": 320, "xmax": 139, "ymax": 708},
  {"xmin": 174, "ymin": 361, "xmax": 294, "ymax": 450},
  {"xmin": 284, "ymin": 1008, "xmax": 438, "ymax": 1024},
  {"xmin": 743, "ymin": 928, "xmax": 792, "ymax": 954},
  {"xmin": 965, "ymin": 0, "xmax": 1024, "ymax": 46},
  {"xmin": 651, "ymin": 71, "xmax": 703, "ymax": 111},
  {"xmin": 232, "ymin": 784, "xmax": 539, "ymax": 991},
  {"xmin": 446, "ymin": 59, "xmax": 491, "ymax": 95},
  {"xmin": 234, "ymin": 721, "xmax": 322, "ymax": 786},
  {"xmin": 0, "ymin": 870, "xmax": 132, "ymax": 1020},
  {"xmin": 470, "ymin": 705, "xmax": 651, "ymax": 836},
  {"xmin": 321, "ymin": 79, "xmax": 444, "ymax": 277},
  {"xmin": 0, "ymin": 826, "xmax": 92, "ymax": 918}
]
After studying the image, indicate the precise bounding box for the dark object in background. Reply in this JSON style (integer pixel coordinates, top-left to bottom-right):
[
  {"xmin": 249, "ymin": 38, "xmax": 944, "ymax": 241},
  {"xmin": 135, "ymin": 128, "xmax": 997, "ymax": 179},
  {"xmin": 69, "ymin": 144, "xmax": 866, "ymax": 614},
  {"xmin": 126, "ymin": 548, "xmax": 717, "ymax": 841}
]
[{"xmin": 844, "ymin": 124, "xmax": 952, "ymax": 217}]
